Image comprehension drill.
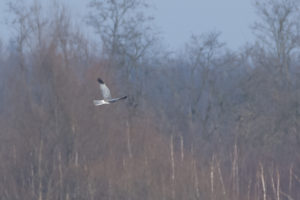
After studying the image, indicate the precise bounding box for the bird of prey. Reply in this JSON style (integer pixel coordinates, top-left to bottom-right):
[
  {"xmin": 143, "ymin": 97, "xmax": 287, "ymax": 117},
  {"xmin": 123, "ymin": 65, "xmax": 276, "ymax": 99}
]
[{"xmin": 93, "ymin": 78, "xmax": 127, "ymax": 106}]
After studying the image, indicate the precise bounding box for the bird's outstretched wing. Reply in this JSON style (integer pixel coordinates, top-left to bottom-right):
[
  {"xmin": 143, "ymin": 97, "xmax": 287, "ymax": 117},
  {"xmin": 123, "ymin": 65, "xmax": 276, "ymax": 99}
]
[
  {"xmin": 107, "ymin": 96, "xmax": 127, "ymax": 103},
  {"xmin": 97, "ymin": 78, "xmax": 111, "ymax": 100}
]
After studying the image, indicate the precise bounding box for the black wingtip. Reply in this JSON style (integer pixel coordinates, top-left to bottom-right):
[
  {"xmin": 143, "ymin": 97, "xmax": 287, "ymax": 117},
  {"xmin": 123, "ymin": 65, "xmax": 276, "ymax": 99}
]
[
  {"xmin": 119, "ymin": 96, "xmax": 127, "ymax": 100},
  {"xmin": 97, "ymin": 78, "xmax": 104, "ymax": 84}
]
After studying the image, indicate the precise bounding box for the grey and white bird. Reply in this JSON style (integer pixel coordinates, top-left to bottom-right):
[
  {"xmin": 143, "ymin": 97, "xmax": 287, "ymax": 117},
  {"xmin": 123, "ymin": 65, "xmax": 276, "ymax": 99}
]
[{"xmin": 93, "ymin": 78, "xmax": 127, "ymax": 106}]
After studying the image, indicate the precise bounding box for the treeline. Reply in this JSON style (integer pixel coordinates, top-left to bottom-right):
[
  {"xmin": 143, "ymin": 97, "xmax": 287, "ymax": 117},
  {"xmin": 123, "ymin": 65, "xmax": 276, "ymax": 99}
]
[{"xmin": 0, "ymin": 0, "xmax": 300, "ymax": 200}]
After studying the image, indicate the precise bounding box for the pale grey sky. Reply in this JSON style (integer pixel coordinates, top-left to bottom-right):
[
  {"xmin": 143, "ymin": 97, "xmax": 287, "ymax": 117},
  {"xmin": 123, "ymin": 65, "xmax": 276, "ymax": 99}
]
[
  {"xmin": 0, "ymin": 0, "xmax": 257, "ymax": 51},
  {"xmin": 151, "ymin": 0, "xmax": 257, "ymax": 50}
]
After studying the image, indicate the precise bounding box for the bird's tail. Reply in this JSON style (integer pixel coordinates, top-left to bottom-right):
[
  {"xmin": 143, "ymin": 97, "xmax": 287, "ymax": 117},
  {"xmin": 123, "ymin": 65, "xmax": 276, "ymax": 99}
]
[
  {"xmin": 93, "ymin": 100, "xmax": 107, "ymax": 106},
  {"xmin": 107, "ymin": 96, "xmax": 127, "ymax": 103}
]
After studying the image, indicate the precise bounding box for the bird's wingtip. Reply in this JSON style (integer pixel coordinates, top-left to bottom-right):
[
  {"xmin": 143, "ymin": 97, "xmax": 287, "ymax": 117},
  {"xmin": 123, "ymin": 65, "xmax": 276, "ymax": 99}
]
[{"xmin": 97, "ymin": 78, "xmax": 104, "ymax": 84}]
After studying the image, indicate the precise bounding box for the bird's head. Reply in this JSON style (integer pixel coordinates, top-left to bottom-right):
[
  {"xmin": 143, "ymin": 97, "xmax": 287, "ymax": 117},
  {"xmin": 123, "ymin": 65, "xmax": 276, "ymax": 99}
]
[{"xmin": 97, "ymin": 78, "xmax": 104, "ymax": 84}]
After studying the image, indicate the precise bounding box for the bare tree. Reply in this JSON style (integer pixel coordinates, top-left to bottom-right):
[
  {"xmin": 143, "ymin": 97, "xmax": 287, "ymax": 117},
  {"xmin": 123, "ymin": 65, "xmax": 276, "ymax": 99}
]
[
  {"xmin": 87, "ymin": 0, "xmax": 156, "ymax": 64},
  {"xmin": 253, "ymin": 0, "xmax": 300, "ymax": 79},
  {"xmin": 2, "ymin": 1, "xmax": 300, "ymax": 200},
  {"xmin": 184, "ymin": 31, "xmax": 225, "ymax": 138},
  {"xmin": 186, "ymin": 31, "xmax": 225, "ymax": 71},
  {"xmin": 27, "ymin": 0, "xmax": 48, "ymax": 53},
  {"xmin": 7, "ymin": 0, "xmax": 32, "ymax": 72}
]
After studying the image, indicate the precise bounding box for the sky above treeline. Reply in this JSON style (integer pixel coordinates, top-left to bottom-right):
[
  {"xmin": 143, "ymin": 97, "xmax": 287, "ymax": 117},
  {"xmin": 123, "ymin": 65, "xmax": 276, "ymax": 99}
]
[{"xmin": 0, "ymin": 0, "xmax": 257, "ymax": 51}]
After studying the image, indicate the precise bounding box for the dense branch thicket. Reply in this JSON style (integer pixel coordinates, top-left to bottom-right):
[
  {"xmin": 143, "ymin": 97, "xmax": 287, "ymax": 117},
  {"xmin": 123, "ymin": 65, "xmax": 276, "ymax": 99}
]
[{"xmin": 0, "ymin": 0, "xmax": 300, "ymax": 199}]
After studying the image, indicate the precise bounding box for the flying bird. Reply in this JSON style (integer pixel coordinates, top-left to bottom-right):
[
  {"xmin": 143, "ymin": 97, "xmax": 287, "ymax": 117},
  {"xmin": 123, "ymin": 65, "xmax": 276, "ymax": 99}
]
[{"xmin": 93, "ymin": 78, "xmax": 127, "ymax": 106}]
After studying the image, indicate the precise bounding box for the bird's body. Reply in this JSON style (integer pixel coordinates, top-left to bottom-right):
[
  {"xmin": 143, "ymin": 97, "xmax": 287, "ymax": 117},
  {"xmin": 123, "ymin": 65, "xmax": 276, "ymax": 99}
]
[
  {"xmin": 93, "ymin": 99, "xmax": 109, "ymax": 106},
  {"xmin": 93, "ymin": 78, "xmax": 127, "ymax": 106}
]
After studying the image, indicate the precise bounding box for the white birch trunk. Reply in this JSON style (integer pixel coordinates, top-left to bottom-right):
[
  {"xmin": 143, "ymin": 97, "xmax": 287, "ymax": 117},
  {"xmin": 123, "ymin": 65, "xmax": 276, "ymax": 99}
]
[
  {"xmin": 216, "ymin": 159, "xmax": 226, "ymax": 197},
  {"xmin": 259, "ymin": 163, "xmax": 267, "ymax": 200},
  {"xmin": 180, "ymin": 135, "xmax": 184, "ymax": 161},
  {"xmin": 191, "ymin": 158, "xmax": 199, "ymax": 199},
  {"xmin": 276, "ymin": 168, "xmax": 280, "ymax": 200},
  {"xmin": 210, "ymin": 154, "xmax": 215, "ymax": 200}
]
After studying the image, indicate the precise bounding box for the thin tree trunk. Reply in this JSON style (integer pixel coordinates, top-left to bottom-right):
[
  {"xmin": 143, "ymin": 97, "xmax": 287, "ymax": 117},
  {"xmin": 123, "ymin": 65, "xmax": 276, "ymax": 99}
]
[
  {"xmin": 254, "ymin": 170, "xmax": 260, "ymax": 200},
  {"xmin": 13, "ymin": 144, "xmax": 17, "ymax": 165},
  {"xmin": 75, "ymin": 151, "xmax": 78, "ymax": 167},
  {"xmin": 271, "ymin": 166, "xmax": 281, "ymax": 200},
  {"xmin": 126, "ymin": 120, "xmax": 133, "ymax": 159},
  {"xmin": 280, "ymin": 191, "xmax": 294, "ymax": 200},
  {"xmin": 31, "ymin": 163, "xmax": 35, "ymax": 197},
  {"xmin": 170, "ymin": 135, "xmax": 175, "ymax": 200},
  {"xmin": 216, "ymin": 159, "xmax": 226, "ymax": 197},
  {"xmin": 180, "ymin": 135, "xmax": 184, "ymax": 161},
  {"xmin": 108, "ymin": 179, "xmax": 112, "ymax": 200},
  {"xmin": 38, "ymin": 138, "xmax": 44, "ymax": 200},
  {"xmin": 144, "ymin": 155, "xmax": 151, "ymax": 188},
  {"xmin": 247, "ymin": 178, "xmax": 252, "ymax": 200},
  {"xmin": 88, "ymin": 180, "xmax": 95, "ymax": 200},
  {"xmin": 210, "ymin": 154, "xmax": 215, "ymax": 200},
  {"xmin": 65, "ymin": 193, "xmax": 70, "ymax": 200},
  {"xmin": 289, "ymin": 164, "xmax": 293, "ymax": 195},
  {"xmin": 192, "ymin": 149, "xmax": 200, "ymax": 199},
  {"xmin": 161, "ymin": 175, "xmax": 166, "ymax": 200},
  {"xmin": 45, "ymin": 177, "xmax": 53, "ymax": 200},
  {"xmin": 259, "ymin": 163, "xmax": 267, "ymax": 200},
  {"xmin": 58, "ymin": 151, "xmax": 63, "ymax": 199},
  {"xmin": 271, "ymin": 167, "xmax": 277, "ymax": 200},
  {"xmin": 232, "ymin": 143, "xmax": 239, "ymax": 199},
  {"xmin": 276, "ymin": 168, "xmax": 280, "ymax": 200},
  {"xmin": 293, "ymin": 173, "xmax": 300, "ymax": 183}
]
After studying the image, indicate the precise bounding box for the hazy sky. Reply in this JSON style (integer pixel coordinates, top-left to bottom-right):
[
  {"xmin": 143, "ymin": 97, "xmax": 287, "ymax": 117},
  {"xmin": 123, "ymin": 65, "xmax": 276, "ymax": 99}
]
[
  {"xmin": 0, "ymin": 0, "xmax": 257, "ymax": 51},
  {"xmin": 151, "ymin": 0, "xmax": 257, "ymax": 50}
]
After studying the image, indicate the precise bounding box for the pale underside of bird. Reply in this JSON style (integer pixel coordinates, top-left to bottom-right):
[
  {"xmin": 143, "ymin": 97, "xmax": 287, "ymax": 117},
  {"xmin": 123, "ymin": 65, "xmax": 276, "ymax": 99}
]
[{"xmin": 93, "ymin": 78, "xmax": 127, "ymax": 106}]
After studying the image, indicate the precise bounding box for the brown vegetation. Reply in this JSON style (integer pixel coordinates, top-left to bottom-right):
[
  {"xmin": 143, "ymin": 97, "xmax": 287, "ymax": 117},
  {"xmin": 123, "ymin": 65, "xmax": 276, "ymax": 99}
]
[{"xmin": 0, "ymin": 0, "xmax": 299, "ymax": 199}]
